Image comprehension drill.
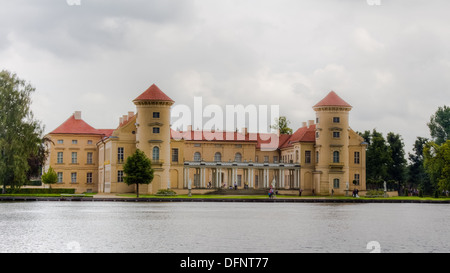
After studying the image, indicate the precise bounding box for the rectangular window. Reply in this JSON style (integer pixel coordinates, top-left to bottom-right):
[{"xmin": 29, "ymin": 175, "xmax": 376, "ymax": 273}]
[
  {"xmin": 71, "ymin": 152, "xmax": 77, "ymax": 164},
  {"xmin": 153, "ymin": 127, "xmax": 160, "ymax": 134},
  {"xmin": 57, "ymin": 152, "xmax": 63, "ymax": 164},
  {"xmin": 305, "ymin": 151, "xmax": 311, "ymax": 163},
  {"xmin": 87, "ymin": 152, "xmax": 93, "ymax": 164},
  {"xmin": 87, "ymin": 140, "xmax": 93, "ymax": 145},
  {"xmin": 71, "ymin": 172, "xmax": 77, "ymax": 183},
  {"xmin": 118, "ymin": 147, "xmax": 124, "ymax": 163},
  {"xmin": 57, "ymin": 140, "xmax": 64, "ymax": 144},
  {"xmin": 354, "ymin": 174, "xmax": 360, "ymax": 185},
  {"xmin": 354, "ymin": 151, "xmax": 360, "ymax": 164},
  {"xmin": 72, "ymin": 140, "xmax": 78, "ymax": 144},
  {"xmin": 316, "ymin": 151, "xmax": 319, "ymax": 163},
  {"xmin": 255, "ymin": 156, "xmax": 258, "ymax": 162},
  {"xmin": 153, "ymin": 112, "xmax": 160, "ymax": 118},
  {"xmin": 333, "ymin": 131, "xmax": 340, "ymax": 138},
  {"xmin": 87, "ymin": 172, "xmax": 93, "ymax": 184},
  {"xmin": 194, "ymin": 143, "xmax": 201, "ymax": 147},
  {"xmin": 264, "ymin": 156, "xmax": 269, "ymax": 163},
  {"xmin": 172, "ymin": 148, "xmax": 179, "ymax": 162},
  {"xmin": 118, "ymin": 171, "xmax": 124, "ymax": 182},
  {"xmin": 333, "ymin": 117, "xmax": 340, "ymax": 123},
  {"xmin": 333, "ymin": 178, "xmax": 340, "ymax": 189},
  {"xmin": 57, "ymin": 172, "xmax": 63, "ymax": 183},
  {"xmin": 273, "ymin": 156, "xmax": 278, "ymax": 163}
]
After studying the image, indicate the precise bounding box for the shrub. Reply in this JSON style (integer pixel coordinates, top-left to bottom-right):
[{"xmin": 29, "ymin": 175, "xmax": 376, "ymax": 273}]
[
  {"xmin": 5, "ymin": 188, "xmax": 75, "ymax": 194},
  {"xmin": 156, "ymin": 189, "xmax": 177, "ymax": 196}
]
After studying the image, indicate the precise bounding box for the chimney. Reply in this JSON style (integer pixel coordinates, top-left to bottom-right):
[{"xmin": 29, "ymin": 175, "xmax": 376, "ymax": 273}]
[
  {"xmin": 187, "ymin": 125, "xmax": 192, "ymax": 131},
  {"xmin": 308, "ymin": 120, "xmax": 315, "ymax": 128},
  {"xmin": 119, "ymin": 117, "xmax": 124, "ymax": 125},
  {"xmin": 242, "ymin": 127, "xmax": 248, "ymax": 135},
  {"xmin": 123, "ymin": 115, "xmax": 128, "ymax": 123},
  {"xmin": 74, "ymin": 111, "xmax": 82, "ymax": 120},
  {"xmin": 302, "ymin": 122, "xmax": 307, "ymax": 128},
  {"xmin": 128, "ymin": 111, "xmax": 135, "ymax": 118}
]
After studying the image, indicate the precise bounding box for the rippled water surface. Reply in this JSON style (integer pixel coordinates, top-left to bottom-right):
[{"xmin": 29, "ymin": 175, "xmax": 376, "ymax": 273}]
[{"xmin": 0, "ymin": 201, "xmax": 449, "ymax": 253}]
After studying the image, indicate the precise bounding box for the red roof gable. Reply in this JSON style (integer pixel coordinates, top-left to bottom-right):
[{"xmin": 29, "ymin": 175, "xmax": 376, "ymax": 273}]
[
  {"xmin": 50, "ymin": 114, "xmax": 114, "ymax": 136},
  {"xmin": 279, "ymin": 124, "xmax": 316, "ymax": 149},
  {"xmin": 313, "ymin": 91, "xmax": 352, "ymax": 108},
  {"xmin": 133, "ymin": 84, "xmax": 174, "ymax": 102}
]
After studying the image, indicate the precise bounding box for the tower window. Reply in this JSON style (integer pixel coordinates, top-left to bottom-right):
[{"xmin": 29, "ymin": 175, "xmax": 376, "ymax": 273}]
[
  {"xmin": 354, "ymin": 174, "xmax": 360, "ymax": 185},
  {"xmin": 333, "ymin": 151, "xmax": 340, "ymax": 163},
  {"xmin": 153, "ymin": 112, "xmax": 160, "ymax": 118},
  {"xmin": 333, "ymin": 178, "xmax": 340, "ymax": 188},
  {"xmin": 333, "ymin": 117, "xmax": 340, "ymax": 123},
  {"xmin": 118, "ymin": 147, "xmax": 124, "ymax": 163},
  {"xmin": 118, "ymin": 171, "xmax": 124, "ymax": 182},
  {"xmin": 153, "ymin": 127, "xmax": 160, "ymax": 134},
  {"xmin": 152, "ymin": 146, "xmax": 160, "ymax": 161},
  {"xmin": 333, "ymin": 132, "xmax": 340, "ymax": 138},
  {"xmin": 354, "ymin": 151, "xmax": 360, "ymax": 164}
]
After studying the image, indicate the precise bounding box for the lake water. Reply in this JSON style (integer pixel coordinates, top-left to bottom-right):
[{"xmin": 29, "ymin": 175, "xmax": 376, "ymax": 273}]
[{"xmin": 0, "ymin": 201, "xmax": 449, "ymax": 253}]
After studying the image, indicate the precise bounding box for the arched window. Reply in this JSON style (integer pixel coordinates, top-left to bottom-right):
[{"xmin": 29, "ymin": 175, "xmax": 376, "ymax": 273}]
[
  {"xmin": 152, "ymin": 146, "xmax": 160, "ymax": 161},
  {"xmin": 333, "ymin": 151, "xmax": 340, "ymax": 163},
  {"xmin": 194, "ymin": 152, "xmax": 201, "ymax": 161},
  {"xmin": 333, "ymin": 178, "xmax": 340, "ymax": 188},
  {"xmin": 214, "ymin": 152, "xmax": 222, "ymax": 162},
  {"xmin": 234, "ymin": 153, "xmax": 242, "ymax": 162}
]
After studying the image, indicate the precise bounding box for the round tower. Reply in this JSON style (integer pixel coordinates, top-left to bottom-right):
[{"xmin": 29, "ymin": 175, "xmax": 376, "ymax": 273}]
[
  {"xmin": 313, "ymin": 91, "xmax": 352, "ymax": 195},
  {"xmin": 133, "ymin": 84, "xmax": 174, "ymax": 194}
]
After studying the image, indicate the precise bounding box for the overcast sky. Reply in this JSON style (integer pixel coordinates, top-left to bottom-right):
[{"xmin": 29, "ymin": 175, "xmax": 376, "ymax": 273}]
[{"xmin": 1, "ymin": 0, "xmax": 449, "ymax": 156}]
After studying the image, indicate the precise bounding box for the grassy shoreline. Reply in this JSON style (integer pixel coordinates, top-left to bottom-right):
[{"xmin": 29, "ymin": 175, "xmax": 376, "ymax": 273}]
[{"xmin": 1, "ymin": 193, "xmax": 449, "ymax": 202}]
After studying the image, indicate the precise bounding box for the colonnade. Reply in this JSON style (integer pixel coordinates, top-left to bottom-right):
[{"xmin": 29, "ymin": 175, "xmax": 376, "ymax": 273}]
[{"xmin": 183, "ymin": 163, "xmax": 300, "ymax": 189}]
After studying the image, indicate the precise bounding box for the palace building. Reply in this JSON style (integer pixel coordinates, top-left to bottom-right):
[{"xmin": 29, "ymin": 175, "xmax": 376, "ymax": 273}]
[{"xmin": 44, "ymin": 84, "xmax": 367, "ymax": 196}]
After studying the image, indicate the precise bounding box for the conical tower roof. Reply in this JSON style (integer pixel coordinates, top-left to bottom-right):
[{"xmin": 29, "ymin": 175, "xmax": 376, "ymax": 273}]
[
  {"xmin": 313, "ymin": 91, "xmax": 352, "ymax": 109},
  {"xmin": 133, "ymin": 84, "xmax": 174, "ymax": 103}
]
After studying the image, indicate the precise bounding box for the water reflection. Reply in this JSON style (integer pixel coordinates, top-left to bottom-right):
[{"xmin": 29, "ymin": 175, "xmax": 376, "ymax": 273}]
[{"xmin": 0, "ymin": 202, "xmax": 449, "ymax": 253}]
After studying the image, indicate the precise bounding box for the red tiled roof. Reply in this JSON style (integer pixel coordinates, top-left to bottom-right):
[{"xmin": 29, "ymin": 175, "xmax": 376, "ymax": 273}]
[
  {"xmin": 133, "ymin": 84, "xmax": 174, "ymax": 102},
  {"xmin": 170, "ymin": 129, "xmax": 307, "ymax": 151},
  {"xmin": 313, "ymin": 91, "xmax": 352, "ymax": 108},
  {"xmin": 50, "ymin": 114, "xmax": 114, "ymax": 136},
  {"xmin": 279, "ymin": 124, "xmax": 316, "ymax": 149}
]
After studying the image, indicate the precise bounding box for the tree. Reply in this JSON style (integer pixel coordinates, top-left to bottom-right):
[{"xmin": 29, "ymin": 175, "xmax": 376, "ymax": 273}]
[
  {"xmin": 362, "ymin": 129, "xmax": 392, "ymax": 186},
  {"xmin": 423, "ymin": 140, "xmax": 450, "ymax": 193},
  {"xmin": 386, "ymin": 132, "xmax": 407, "ymax": 185},
  {"xmin": 428, "ymin": 105, "xmax": 450, "ymax": 145},
  {"xmin": 408, "ymin": 137, "xmax": 432, "ymax": 194},
  {"xmin": 41, "ymin": 166, "xmax": 58, "ymax": 190},
  {"xmin": 271, "ymin": 116, "xmax": 293, "ymax": 135},
  {"xmin": 0, "ymin": 70, "xmax": 43, "ymax": 193},
  {"xmin": 123, "ymin": 149, "xmax": 154, "ymax": 197}
]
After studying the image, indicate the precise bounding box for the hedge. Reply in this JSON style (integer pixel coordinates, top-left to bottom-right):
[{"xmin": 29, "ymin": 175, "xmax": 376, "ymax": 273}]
[{"xmin": 4, "ymin": 188, "xmax": 76, "ymax": 194}]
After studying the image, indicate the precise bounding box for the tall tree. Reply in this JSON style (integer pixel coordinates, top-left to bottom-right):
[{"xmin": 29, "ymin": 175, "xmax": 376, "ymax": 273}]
[
  {"xmin": 123, "ymin": 149, "xmax": 154, "ymax": 197},
  {"xmin": 423, "ymin": 140, "xmax": 450, "ymax": 193},
  {"xmin": 364, "ymin": 129, "xmax": 392, "ymax": 185},
  {"xmin": 408, "ymin": 137, "xmax": 432, "ymax": 194},
  {"xmin": 271, "ymin": 116, "xmax": 293, "ymax": 135},
  {"xmin": 386, "ymin": 132, "xmax": 407, "ymax": 185},
  {"xmin": 428, "ymin": 105, "xmax": 450, "ymax": 145},
  {"xmin": 0, "ymin": 70, "xmax": 43, "ymax": 193}
]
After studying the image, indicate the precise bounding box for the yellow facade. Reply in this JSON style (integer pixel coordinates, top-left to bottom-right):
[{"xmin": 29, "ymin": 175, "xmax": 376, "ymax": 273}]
[{"xmin": 45, "ymin": 86, "xmax": 366, "ymax": 196}]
